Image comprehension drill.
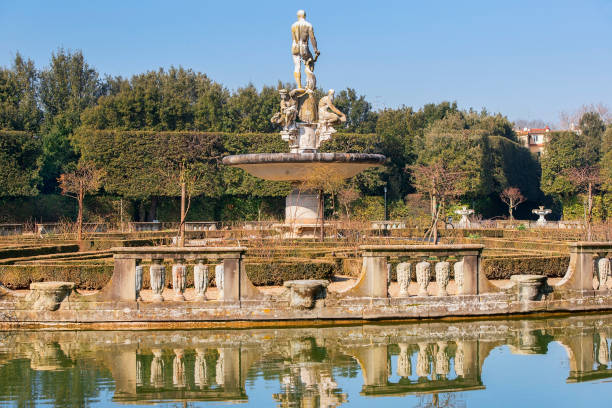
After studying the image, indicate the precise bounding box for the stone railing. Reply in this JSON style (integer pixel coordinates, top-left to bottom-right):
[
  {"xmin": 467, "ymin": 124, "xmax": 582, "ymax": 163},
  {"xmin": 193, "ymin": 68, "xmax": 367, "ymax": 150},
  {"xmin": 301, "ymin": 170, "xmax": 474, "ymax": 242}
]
[
  {"xmin": 340, "ymin": 244, "xmax": 499, "ymax": 298},
  {"xmin": 371, "ymin": 221, "xmax": 407, "ymax": 230},
  {"xmin": 101, "ymin": 246, "xmax": 262, "ymax": 302},
  {"xmin": 0, "ymin": 223, "xmax": 23, "ymax": 236},
  {"xmin": 185, "ymin": 221, "xmax": 218, "ymax": 231},
  {"xmin": 556, "ymin": 242, "xmax": 612, "ymax": 291}
]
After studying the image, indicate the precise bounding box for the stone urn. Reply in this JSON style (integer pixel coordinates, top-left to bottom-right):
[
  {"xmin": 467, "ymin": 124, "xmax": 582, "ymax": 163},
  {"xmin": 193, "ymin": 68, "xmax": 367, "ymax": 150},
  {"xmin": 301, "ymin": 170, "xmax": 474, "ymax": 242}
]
[
  {"xmin": 26, "ymin": 281, "xmax": 75, "ymax": 311},
  {"xmin": 150, "ymin": 259, "xmax": 166, "ymax": 302},
  {"xmin": 397, "ymin": 262, "xmax": 411, "ymax": 297},
  {"xmin": 172, "ymin": 260, "xmax": 187, "ymax": 301},
  {"xmin": 193, "ymin": 260, "xmax": 208, "ymax": 301},
  {"xmin": 435, "ymin": 261, "xmax": 450, "ymax": 297},
  {"xmin": 511, "ymin": 274, "xmax": 547, "ymax": 301},
  {"xmin": 416, "ymin": 261, "xmax": 431, "ymax": 296},
  {"xmin": 283, "ymin": 280, "xmax": 329, "ymax": 309}
]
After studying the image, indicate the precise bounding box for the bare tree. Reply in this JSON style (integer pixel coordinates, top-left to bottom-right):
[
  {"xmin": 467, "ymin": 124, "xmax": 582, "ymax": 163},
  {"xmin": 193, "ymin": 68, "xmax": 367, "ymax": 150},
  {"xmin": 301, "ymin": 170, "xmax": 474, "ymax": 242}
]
[
  {"xmin": 58, "ymin": 162, "xmax": 103, "ymax": 241},
  {"xmin": 500, "ymin": 187, "xmax": 526, "ymax": 220},
  {"xmin": 559, "ymin": 103, "xmax": 611, "ymax": 129},
  {"xmin": 564, "ymin": 165, "xmax": 601, "ymax": 241},
  {"xmin": 337, "ymin": 188, "xmax": 361, "ymax": 219},
  {"xmin": 409, "ymin": 162, "xmax": 469, "ymax": 244}
]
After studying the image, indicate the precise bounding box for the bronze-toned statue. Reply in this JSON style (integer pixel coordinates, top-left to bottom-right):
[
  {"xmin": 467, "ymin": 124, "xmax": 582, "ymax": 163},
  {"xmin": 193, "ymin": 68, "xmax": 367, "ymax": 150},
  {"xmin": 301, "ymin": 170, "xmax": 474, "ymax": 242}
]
[{"xmin": 291, "ymin": 10, "xmax": 319, "ymax": 90}]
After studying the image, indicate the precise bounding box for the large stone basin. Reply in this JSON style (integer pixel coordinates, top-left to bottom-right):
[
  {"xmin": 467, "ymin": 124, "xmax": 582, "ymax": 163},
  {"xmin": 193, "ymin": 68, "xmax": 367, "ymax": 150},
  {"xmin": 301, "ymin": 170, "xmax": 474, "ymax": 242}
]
[{"xmin": 222, "ymin": 152, "xmax": 385, "ymax": 182}]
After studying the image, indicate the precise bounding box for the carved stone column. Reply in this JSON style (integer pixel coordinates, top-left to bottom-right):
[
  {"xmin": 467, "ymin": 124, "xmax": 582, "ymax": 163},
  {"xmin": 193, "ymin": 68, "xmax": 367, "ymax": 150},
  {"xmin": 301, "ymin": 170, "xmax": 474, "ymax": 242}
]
[
  {"xmin": 397, "ymin": 262, "xmax": 411, "ymax": 297},
  {"xmin": 597, "ymin": 332, "xmax": 609, "ymax": 366},
  {"xmin": 435, "ymin": 261, "xmax": 450, "ymax": 296},
  {"xmin": 435, "ymin": 341, "xmax": 450, "ymax": 377},
  {"xmin": 416, "ymin": 260, "xmax": 431, "ymax": 297},
  {"xmin": 149, "ymin": 259, "xmax": 165, "ymax": 302},
  {"xmin": 193, "ymin": 260, "xmax": 208, "ymax": 301},
  {"xmin": 172, "ymin": 259, "xmax": 187, "ymax": 301},
  {"xmin": 195, "ymin": 349, "xmax": 209, "ymax": 388},
  {"xmin": 455, "ymin": 341, "xmax": 465, "ymax": 377}
]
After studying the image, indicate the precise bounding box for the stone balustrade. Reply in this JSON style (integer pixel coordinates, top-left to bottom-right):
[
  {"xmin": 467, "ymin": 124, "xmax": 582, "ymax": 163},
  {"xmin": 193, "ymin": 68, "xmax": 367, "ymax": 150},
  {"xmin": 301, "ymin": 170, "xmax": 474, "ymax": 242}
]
[
  {"xmin": 341, "ymin": 244, "xmax": 498, "ymax": 298},
  {"xmin": 556, "ymin": 242, "xmax": 612, "ymax": 292},
  {"xmin": 102, "ymin": 246, "xmax": 262, "ymax": 302},
  {"xmin": 0, "ymin": 223, "xmax": 23, "ymax": 236}
]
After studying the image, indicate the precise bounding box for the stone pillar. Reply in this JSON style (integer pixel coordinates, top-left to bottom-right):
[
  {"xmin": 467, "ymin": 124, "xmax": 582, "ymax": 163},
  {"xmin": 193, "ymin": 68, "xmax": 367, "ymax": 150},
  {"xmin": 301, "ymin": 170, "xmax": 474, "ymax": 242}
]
[
  {"xmin": 416, "ymin": 343, "xmax": 430, "ymax": 378},
  {"xmin": 215, "ymin": 263, "xmax": 224, "ymax": 300},
  {"xmin": 222, "ymin": 258, "xmax": 239, "ymax": 302},
  {"xmin": 462, "ymin": 255, "xmax": 479, "ymax": 295},
  {"xmin": 110, "ymin": 257, "xmax": 137, "ymax": 301},
  {"xmin": 193, "ymin": 260, "xmax": 208, "ymax": 301},
  {"xmin": 435, "ymin": 341, "xmax": 450, "ymax": 377},
  {"xmin": 364, "ymin": 256, "xmax": 389, "ymax": 298},
  {"xmin": 285, "ymin": 189, "xmax": 320, "ymax": 225},
  {"xmin": 416, "ymin": 260, "xmax": 431, "ymax": 297},
  {"xmin": 454, "ymin": 260, "xmax": 464, "ymax": 295},
  {"xmin": 172, "ymin": 259, "xmax": 187, "ymax": 301},
  {"xmin": 194, "ymin": 349, "xmax": 209, "ymax": 388},
  {"xmin": 435, "ymin": 261, "xmax": 450, "ymax": 297},
  {"xmin": 150, "ymin": 259, "xmax": 166, "ymax": 302},
  {"xmin": 397, "ymin": 262, "xmax": 411, "ymax": 297}
]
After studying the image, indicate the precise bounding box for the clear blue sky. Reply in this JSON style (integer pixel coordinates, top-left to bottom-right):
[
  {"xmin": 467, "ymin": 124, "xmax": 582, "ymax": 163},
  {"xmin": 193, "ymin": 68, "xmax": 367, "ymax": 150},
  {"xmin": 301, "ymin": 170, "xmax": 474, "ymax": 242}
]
[{"xmin": 1, "ymin": 0, "xmax": 611, "ymax": 125}]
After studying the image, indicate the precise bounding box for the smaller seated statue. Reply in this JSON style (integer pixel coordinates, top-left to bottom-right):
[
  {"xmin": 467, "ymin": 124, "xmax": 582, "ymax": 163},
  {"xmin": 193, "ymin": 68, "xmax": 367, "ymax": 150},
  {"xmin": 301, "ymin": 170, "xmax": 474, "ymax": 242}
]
[
  {"xmin": 316, "ymin": 89, "xmax": 346, "ymax": 143},
  {"xmin": 270, "ymin": 89, "xmax": 298, "ymax": 130}
]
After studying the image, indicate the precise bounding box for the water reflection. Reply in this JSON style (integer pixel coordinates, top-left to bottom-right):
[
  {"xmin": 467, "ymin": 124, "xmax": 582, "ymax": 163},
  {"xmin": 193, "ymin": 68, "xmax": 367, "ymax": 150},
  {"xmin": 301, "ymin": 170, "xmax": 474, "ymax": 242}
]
[{"xmin": 1, "ymin": 314, "xmax": 612, "ymax": 406}]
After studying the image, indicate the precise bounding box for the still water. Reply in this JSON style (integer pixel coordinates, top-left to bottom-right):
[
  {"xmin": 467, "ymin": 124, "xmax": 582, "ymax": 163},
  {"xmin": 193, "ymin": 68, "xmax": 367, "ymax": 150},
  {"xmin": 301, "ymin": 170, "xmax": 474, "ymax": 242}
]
[{"xmin": 1, "ymin": 314, "xmax": 612, "ymax": 407}]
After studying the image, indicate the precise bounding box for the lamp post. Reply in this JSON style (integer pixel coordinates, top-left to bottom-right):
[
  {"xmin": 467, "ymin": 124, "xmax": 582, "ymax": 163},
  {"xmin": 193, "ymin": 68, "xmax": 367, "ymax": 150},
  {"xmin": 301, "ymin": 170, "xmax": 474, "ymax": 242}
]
[{"xmin": 384, "ymin": 186, "xmax": 388, "ymax": 221}]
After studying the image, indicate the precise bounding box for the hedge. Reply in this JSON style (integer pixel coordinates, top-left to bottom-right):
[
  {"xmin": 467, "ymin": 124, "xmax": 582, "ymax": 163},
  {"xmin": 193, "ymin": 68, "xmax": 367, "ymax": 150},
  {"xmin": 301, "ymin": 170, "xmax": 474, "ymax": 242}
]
[
  {"xmin": 0, "ymin": 260, "xmax": 337, "ymax": 290},
  {"xmin": 0, "ymin": 245, "xmax": 80, "ymax": 261}
]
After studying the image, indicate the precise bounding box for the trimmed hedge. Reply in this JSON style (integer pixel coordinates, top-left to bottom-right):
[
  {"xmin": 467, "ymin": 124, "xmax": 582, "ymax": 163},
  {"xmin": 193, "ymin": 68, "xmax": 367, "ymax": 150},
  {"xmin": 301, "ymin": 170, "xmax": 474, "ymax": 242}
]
[
  {"xmin": 0, "ymin": 260, "xmax": 337, "ymax": 290},
  {"xmin": 482, "ymin": 256, "xmax": 569, "ymax": 280},
  {"xmin": 0, "ymin": 245, "xmax": 80, "ymax": 261}
]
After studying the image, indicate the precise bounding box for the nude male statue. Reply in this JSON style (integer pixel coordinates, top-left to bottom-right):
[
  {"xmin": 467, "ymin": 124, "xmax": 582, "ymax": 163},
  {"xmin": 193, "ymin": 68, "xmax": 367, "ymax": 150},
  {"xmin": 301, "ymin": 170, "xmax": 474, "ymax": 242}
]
[{"xmin": 291, "ymin": 10, "xmax": 319, "ymax": 90}]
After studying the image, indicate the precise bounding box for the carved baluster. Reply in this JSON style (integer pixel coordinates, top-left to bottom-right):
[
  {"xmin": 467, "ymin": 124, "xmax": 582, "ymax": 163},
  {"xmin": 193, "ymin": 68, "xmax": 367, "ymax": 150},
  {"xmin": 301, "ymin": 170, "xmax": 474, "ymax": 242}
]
[
  {"xmin": 150, "ymin": 259, "xmax": 166, "ymax": 302},
  {"xmin": 435, "ymin": 341, "xmax": 450, "ymax": 378},
  {"xmin": 454, "ymin": 341, "xmax": 465, "ymax": 377},
  {"xmin": 193, "ymin": 260, "xmax": 208, "ymax": 301},
  {"xmin": 195, "ymin": 349, "xmax": 208, "ymax": 388},
  {"xmin": 136, "ymin": 355, "xmax": 144, "ymax": 386},
  {"xmin": 416, "ymin": 342, "xmax": 430, "ymax": 378},
  {"xmin": 215, "ymin": 263, "xmax": 224, "ymax": 300},
  {"xmin": 435, "ymin": 259, "xmax": 450, "ymax": 296},
  {"xmin": 598, "ymin": 332, "xmax": 609, "ymax": 366},
  {"xmin": 397, "ymin": 343, "xmax": 412, "ymax": 378},
  {"xmin": 215, "ymin": 349, "xmax": 225, "ymax": 386},
  {"xmin": 150, "ymin": 349, "xmax": 165, "ymax": 388},
  {"xmin": 173, "ymin": 349, "xmax": 186, "ymax": 388},
  {"xmin": 172, "ymin": 259, "xmax": 187, "ymax": 301},
  {"xmin": 596, "ymin": 256, "xmax": 610, "ymax": 290},
  {"xmin": 416, "ymin": 259, "xmax": 431, "ymax": 297},
  {"xmin": 454, "ymin": 260, "xmax": 464, "ymax": 295},
  {"xmin": 397, "ymin": 262, "xmax": 412, "ymax": 297},
  {"xmin": 135, "ymin": 262, "xmax": 143, "ymax": 301}
]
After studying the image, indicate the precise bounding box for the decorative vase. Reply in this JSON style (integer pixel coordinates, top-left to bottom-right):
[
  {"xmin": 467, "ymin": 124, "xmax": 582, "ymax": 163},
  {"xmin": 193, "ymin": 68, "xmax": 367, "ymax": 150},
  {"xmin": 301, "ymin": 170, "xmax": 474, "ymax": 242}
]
[
  {"xmin": 397, "ymin": 262, "xmax": 411, "ymax": 297},
  {"xmin": 172, "ymin": 260, "xmax": 187, "ymax": 301},
  {"xmin": 416, "ymin": 261, "xmax": 431, "ymax": 296},
  {"xmin": 435, "ymin": 261, "xmax": 450, "ymax": 297},
  {"xmin": 193, "ymin": 261, "xmax": 208, "ymax": 301},
  {"xmin": 150, "ymin": 259, "xmax": 165, "ymax": 302}
]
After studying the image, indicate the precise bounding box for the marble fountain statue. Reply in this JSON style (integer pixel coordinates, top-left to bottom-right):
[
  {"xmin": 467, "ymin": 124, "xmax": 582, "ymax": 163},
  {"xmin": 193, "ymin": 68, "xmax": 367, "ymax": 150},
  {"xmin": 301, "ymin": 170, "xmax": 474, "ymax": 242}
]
[{"xmin": 222, "ymin": 10, "xmax": 386, "ymax": 236}]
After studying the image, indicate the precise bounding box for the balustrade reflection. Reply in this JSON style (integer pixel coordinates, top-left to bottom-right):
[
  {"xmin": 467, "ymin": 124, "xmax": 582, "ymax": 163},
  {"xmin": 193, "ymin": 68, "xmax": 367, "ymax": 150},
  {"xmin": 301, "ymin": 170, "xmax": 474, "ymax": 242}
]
[{"xmin": 2, "ymin": 317, "xmax": 612, "ymax": 405}]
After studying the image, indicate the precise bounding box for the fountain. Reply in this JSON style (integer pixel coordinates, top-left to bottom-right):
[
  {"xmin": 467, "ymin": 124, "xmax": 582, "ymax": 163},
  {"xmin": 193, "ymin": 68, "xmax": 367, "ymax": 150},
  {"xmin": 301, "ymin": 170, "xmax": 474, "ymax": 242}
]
[
  {"xmin": 532, "ymin": 206, "xmax": 552, "ymax": 226},
  {"xmin": 455, "ymin": 206, "xmax": 474, "ymax": 228},
  {"xmin": 222, "ymin": 10, "xmax": 385, "ymax": 237}
]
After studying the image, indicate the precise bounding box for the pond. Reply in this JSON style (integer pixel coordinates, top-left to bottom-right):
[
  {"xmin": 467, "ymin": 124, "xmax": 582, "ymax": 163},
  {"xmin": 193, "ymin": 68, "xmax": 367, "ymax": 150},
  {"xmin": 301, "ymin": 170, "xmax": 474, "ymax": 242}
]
[{"xmin": 1, "ymin": 313, "xmax": 611, "ymax": 407}]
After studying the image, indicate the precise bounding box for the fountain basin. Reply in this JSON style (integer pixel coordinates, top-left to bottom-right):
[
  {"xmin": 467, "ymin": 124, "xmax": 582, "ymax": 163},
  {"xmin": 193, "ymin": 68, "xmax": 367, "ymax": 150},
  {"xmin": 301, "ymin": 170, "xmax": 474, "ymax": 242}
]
[{"xmin": 222, "ymin": 152, "xmax": 385, "ymax": 181}]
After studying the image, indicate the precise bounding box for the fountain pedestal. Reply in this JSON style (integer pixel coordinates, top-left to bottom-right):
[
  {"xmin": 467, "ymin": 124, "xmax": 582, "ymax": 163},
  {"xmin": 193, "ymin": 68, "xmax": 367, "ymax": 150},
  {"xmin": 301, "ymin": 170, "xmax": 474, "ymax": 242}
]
[{"xmin": 286, "ymin": 188, "xmax": 320, "ymax": 225}]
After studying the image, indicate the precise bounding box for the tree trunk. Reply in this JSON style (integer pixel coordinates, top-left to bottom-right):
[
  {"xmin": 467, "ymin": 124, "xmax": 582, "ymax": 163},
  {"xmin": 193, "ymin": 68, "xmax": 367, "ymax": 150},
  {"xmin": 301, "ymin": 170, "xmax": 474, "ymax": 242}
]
[
  {"xmin": 586, "ymin": 182, "xmax": 593, "ymax": 241},
  {"xmin": 179, "ymin": 182, "xmax": 186, "ymax": 247},
  {"xmin": 319, "ymin": 190, "xmax": 324, "ymax": 242},
  {"xmin": 77, "ymin": 186, "xmax": 83, "ymax": 242},
  {"xmin": 147, "ymin": 196, "xmax": 158, "ymax": 222}
]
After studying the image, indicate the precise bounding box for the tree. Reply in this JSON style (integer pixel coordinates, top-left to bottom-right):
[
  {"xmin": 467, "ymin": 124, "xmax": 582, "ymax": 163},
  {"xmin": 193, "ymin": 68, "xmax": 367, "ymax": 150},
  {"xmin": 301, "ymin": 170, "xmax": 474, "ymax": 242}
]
[
  {"xmin": 338, "ymin": 188, "xmax": 361, "ymax": 218},
  {"xmin": 0, "ymin": 54, "xmax": 42, "ymax": 132},
  {"xmin": 58, "ymin": 162, "xmax": 103, "ymax": 241},
  {"xmin": 579, "ymin": 111, "xmax": 605, "ymax": 162},
  {"xmin": 409, "ymin": 162, "xmax": 469, "ymax": 244},
  {"xmin": 333, "ymin": 88, "xmax": 378, "ymax": 133},
  {"xmin": 500, "ymin": 187, "xmax": 525, "ymax": 220},
  {"xmin": 0, "ymin": 131, "xmax": 41, "ymax": 197},
  {"xmin": 541, "ymin": 131, "xmax": 587, "ymax": 198},
  {"xmin": 564, "ymin": 165, "xmax": 601, "ymax": 241}
]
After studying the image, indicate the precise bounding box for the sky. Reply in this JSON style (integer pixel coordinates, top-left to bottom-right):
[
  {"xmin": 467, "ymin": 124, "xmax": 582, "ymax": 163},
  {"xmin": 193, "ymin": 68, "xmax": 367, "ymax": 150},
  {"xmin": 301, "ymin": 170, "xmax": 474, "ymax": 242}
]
[{"xmin": 1, "ymin": 0, "xmax": 612, "ymax": 126}]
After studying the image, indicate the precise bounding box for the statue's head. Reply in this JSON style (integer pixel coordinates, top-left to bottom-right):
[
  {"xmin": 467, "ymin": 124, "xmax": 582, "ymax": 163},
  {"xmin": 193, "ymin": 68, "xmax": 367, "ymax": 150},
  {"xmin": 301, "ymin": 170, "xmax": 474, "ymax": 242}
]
[
  {"xmin": 297, "ymin": 10, "xmax": 306, "ymax": 19},
  {"xmin": 279, "ymin": 89, "xmax": 288, "ymax": 99},
  {"xmin": 328, "ymin": 89, "xmax": 335, "ymax": 99}
]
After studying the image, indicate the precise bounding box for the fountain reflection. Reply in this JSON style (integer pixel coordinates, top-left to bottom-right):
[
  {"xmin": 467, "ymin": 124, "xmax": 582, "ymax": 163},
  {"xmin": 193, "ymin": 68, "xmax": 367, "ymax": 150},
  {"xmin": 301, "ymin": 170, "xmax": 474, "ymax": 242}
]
[{"xmin": 0, "ymin": 314, "xmax": 611, "ymax": 406}]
